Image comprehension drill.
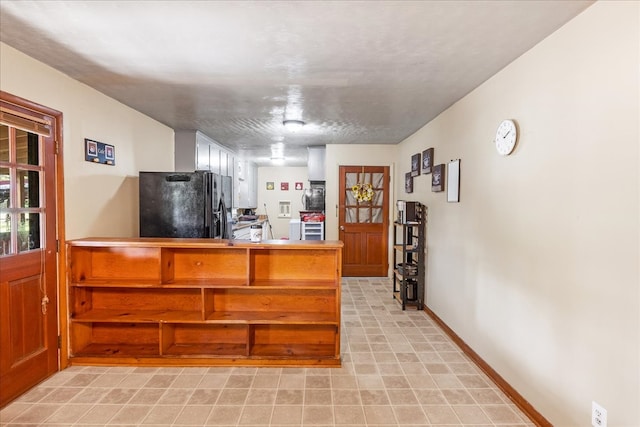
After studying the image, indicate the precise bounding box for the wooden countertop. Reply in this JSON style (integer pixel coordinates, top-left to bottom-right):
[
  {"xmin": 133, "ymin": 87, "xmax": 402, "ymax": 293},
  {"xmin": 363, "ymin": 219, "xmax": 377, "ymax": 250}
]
[{"xmin": 67, "ymin": 237, "xmax": 343, "ymax": 249}]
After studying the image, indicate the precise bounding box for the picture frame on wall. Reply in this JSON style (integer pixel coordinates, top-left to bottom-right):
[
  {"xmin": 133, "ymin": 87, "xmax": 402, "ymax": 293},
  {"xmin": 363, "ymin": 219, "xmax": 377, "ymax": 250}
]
[
  {"xmin": 411, "ymin": 153, "xmax": 420, "ymax": 177},
  {"xmin": 432, "ymin": 164, "xmax": 445, "ymax": 192},
  {"xmin": 405, "ymin": 172, "xmax": 413, "ymax": 193},
  {"xmin": 281, "ymin": 182, "xmax": 289, "ymax": 191},
  {"xmin": 266, "ymin": 182, "xmax": 275, "ymax": 190},
  {"xmin": 447, "ymin": 159, "xmax": 460, "ymax": 202},
  {"xmin": 422, "ymin": 148, "xmax": 434, "ymax": 174}
]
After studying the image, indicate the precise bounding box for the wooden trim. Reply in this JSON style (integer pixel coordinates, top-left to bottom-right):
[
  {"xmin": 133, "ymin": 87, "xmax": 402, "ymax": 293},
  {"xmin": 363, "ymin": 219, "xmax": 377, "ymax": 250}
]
[{"xmin": 423, "ymin": 306, "xmax": 552, "ymax": 427}]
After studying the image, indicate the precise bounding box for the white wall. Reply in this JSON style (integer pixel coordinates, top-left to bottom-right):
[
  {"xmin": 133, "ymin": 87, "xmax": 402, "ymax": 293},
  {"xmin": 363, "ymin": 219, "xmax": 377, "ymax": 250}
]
[
  {"xmin": 256, "ymin": 166, "xmax": 308, "ymax": 239},
  {"xmin": 0, "ymin": 43, "xmax": 175, "ymax": 240},
  {"xmin": 394, "ymin": 2, "xmax": 639, "ymax": 425}
]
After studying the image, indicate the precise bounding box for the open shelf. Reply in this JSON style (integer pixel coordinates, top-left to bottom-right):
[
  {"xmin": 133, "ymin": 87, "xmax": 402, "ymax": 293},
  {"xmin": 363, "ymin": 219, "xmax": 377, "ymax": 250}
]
[
  {"xmin": 161, "ymin": 324, "xmax": 248, "ymax": 357},
  {"xmin": 249, "ymin": 324, "xmax": 338, "ymax": 358},
  {"xmin": 71, "ymin": 322, "xmax": 160, "ymax": 357},
  {"xmin": 70, "ymin": 246, "xmax": 162, "ymax": 283},
  {"xmin": 393, "ymin": 205, "xmax": 426, "ymax": 310}
]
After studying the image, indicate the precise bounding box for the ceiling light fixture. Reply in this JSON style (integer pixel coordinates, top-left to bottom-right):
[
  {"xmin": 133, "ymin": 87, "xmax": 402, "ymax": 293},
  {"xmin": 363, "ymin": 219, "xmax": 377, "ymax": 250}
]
[{"xmin": 283, "ymin": 119, "xmax": 305, "ymax": 132}]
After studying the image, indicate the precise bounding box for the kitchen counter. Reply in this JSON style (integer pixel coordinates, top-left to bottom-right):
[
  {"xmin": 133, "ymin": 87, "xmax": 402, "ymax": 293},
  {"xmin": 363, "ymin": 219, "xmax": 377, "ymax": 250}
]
[{"xmin": 66, "ymin": 237, "xmax": 343, "ymax": 367}]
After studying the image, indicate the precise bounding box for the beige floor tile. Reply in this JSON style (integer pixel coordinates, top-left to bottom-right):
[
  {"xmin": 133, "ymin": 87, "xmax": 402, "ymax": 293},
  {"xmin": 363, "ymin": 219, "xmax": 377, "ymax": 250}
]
[
  {"xmin": 188, "ymin": 388, "xmax": 221, "ymax": 404},
  {"xmin": 77, "ymin": 403, "xmax": 121, "ymax": 424},
  {"xmin": 305, "ymin": 389, "xmax": 333, "ymax": 405},
  {"xmin": 359, "ymin": 390, "xmax": 391, "ymax": 405},
  {"xmin": 331, "ymin": 389, "xmax": 362, "ymax": 405},
  {"xmin": 238, "ymin": 405, "xmax": 273, "ymax": 425},
  {"xmin": 334, "ymin": 405, "xmax": 366, "ymax": 424},
  {"xmin": 129, "ymin": 388, "xmax": 166, "ymax": 404},
  {"xmin": 141, "ymin": 404, "xmax": 182, "ymax": 425},
  {"xmin": 387, "ymin": 389, "xmax": 419, "ymax": 406},
  {"xmin": 278, "ymin": 374, "xmax": 305, "ymax": 389},
  {"xmin": 302, "ymin": 405, "xmax": 334, "ymax": 425},
  {"xmin": 423, "ymin": 404, "xmax": 462, "ymax": 424},
  {"xmin": 206, "ymin": 405, "xmax": 243, "ymax": 425},
  {"xmin": 483, "ymin": 404, "xmax": 527, "ymax": 424},
  {"xmin": 452, "ymin": 404, "xmax": 492, "ymax": 424},
  {"xmin": 414, "ymin": 389, "xmax": 447, "ymax": 405},
  {"xmin": 109, "ymin": 404, "xmax": 152, "ymax": 424},
  {"xmin": 217, "ymin": 388, "xmax": 250, "ymax": 405},
  {"xmin": 330, "ymin": 375, "xmax": 358, "ymax": 389},
  {"xmin": 393, "ymin": 405, "xmax": 429, "ymax": 425},
  {"xmin": 275, "ymin": 389, "xmax": 304, "ymax": 405},
  {"xmin": 226, "ymin": 374, "xmax": 255, "ymax": 388},
  {"xmin": 199, "ymin": 374, "xmax": 231, "ymax": 388},
  {"xmin": 43, "ymin": 403, "xmax": 92, "ymax": 423},
  {"xmin": 246, "ymin": 388, "xmax": 277, "ymax": 405},
  {"xmin": 173, "ymin": 404, "xmax": 214, "ymax": 425},
  {"xmin": 442, "ymin": 388, "xmax": 475, "ymax": 404},
  {"xmin": 363, "ymin": 405, "xmax": 398, "ymax": 424},
  {"xmin": 251, "ymin": 374, "xmax": 281, "ymax": 388}
]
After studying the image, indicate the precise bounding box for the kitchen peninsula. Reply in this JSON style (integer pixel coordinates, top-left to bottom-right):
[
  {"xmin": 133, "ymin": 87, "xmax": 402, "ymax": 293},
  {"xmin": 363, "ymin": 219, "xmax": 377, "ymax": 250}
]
[{"xmin": 66, "ymin": 238, "xmax": 342, "ymax": 367}]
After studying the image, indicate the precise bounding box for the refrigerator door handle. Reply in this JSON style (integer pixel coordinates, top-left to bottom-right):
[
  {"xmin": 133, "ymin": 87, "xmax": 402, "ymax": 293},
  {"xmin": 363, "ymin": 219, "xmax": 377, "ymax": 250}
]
[
  {"xmin": 219, "ymin": 199, "xmax": 228, "ymax": 239},
  {"xmin": 164, "ymin": 174, "xmax": 192, "ymax": 182},
  {"xmin": 204, "ymin": 173, "xmax": 212, "ymax": 236}
]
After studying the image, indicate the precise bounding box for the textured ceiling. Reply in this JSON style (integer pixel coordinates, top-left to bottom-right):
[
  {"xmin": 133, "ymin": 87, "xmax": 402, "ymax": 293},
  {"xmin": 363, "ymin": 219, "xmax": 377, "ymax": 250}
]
[{"xmin": 0, "ymin": 1, "xmax": 593, "ymax": 166}]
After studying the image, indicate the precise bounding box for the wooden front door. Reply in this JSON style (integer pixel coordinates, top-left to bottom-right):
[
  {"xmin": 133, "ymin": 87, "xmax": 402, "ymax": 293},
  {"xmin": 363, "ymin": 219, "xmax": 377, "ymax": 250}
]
[
  {"xmin": 338, "ymin": 166, "xmax": 389, "ymax": 276},
  {"xmin": 0, "ymin": 94, "xmax": 61, "ymax": 407}
]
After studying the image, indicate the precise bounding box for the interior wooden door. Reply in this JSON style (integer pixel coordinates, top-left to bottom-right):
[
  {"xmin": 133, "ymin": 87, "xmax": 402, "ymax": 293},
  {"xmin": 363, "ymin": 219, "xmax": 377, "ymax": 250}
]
[
  {"xmin": 338, "ymin": 166, "xmax": 389, "ymax": 276},
  {"xmin": 0, "ymin": 95, "xmax": 60, "ymax": 407}
]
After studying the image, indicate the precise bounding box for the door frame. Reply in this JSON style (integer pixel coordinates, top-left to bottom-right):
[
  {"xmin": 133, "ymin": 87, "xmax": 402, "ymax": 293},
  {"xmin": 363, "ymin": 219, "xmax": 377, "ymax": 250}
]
[{"xmin": 0, "ymin": 91, "xmax": 67, "ymax": 370}]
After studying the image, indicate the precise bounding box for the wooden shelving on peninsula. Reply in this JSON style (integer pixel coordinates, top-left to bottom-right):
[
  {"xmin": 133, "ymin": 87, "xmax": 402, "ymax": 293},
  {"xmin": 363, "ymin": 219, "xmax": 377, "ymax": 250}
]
[{"xmin": 66, "ymin": 238, "xmax": 343, "ymax": 367}]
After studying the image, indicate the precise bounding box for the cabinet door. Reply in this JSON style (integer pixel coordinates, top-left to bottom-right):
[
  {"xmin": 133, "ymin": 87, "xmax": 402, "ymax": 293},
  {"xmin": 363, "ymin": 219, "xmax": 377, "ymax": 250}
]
[
  {"xmin": 210, "ymin": 148, "xmax": 221, "ymax": 175},
  {"xmin": 219, "ymin": 151, "xmax": 228, "ymax": 176},
  {"xmin": 248, "ymin": 162, "xmax": 258, "ymax": 208},
  {"xmin": 196, "ymin": 141, "xmax": 210, "ymax": 170}
]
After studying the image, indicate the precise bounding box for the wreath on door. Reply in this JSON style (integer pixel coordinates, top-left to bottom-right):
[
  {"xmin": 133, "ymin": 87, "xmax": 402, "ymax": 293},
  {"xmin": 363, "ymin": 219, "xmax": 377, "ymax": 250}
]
[{"xmin": 351, "ymin": 182, "xmax": 374, "ymax": 202}]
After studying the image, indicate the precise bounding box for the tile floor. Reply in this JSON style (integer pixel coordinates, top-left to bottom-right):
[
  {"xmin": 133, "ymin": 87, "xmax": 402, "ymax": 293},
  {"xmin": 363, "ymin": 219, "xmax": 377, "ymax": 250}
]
[{"xmin": 0, "ymin": 278, "xmax": 535, "ymax": 426}]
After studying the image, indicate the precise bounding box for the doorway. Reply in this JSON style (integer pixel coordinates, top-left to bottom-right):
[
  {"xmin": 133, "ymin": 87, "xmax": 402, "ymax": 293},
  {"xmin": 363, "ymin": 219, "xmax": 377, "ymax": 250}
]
[
  {"xmin": 338, "ymin": 165, "xmax": 390, "ymax": 276},
  {"xmin": 0, "ymin": 92, "xmax": 63, "ymax": 407}
]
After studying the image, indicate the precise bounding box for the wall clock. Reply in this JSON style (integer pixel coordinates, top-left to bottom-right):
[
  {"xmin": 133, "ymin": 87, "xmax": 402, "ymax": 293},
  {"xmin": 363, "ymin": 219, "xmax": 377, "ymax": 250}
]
[{"xmin": 495, "ymin": 119, "xmax": 517, "ymax": 156}]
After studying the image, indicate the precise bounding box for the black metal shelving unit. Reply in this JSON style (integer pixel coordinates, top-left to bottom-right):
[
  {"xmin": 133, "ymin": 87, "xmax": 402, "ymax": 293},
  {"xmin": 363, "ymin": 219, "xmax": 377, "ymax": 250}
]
[{"xmin": 392, "ymin": 204, "xmax": 426, "ymax": 310}]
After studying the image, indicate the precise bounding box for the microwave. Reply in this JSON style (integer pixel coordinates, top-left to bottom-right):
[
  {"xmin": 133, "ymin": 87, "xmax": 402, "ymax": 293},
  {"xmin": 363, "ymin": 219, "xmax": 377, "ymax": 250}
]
[{"xmin": 396, "ymin": 200, "xmax": 421, "ymax": 223}]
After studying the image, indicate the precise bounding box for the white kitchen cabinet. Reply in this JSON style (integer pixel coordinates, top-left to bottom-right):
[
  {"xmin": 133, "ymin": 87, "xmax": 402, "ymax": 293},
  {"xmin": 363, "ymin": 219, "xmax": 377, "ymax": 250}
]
[
  {"xmin": 301, "ymin": 221, "xmax": 324, "ymax": 240},
  {"xmin": 175, "ymin": 130, "xmax": 234, "ymax": 178},
  {"xmin": 307, "ymin": 146, "xmax": 326, "ymax": 181},
  {"xmin": 235, "ymin": 159, "xmax": 257, "ymax": 209}
]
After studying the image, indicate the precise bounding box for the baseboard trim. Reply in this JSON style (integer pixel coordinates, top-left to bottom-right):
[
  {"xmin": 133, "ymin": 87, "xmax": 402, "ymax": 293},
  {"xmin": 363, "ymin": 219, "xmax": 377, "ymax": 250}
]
[{"xmin": 423, "ymin": 306, "xmax": 552, "ymax": 427}]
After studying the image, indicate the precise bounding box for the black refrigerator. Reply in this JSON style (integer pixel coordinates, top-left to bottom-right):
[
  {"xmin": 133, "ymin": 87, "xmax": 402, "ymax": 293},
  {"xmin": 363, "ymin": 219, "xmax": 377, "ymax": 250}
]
[{"xmin": 139, "ymin": 171, "xmax": 232, "ymax": 238}]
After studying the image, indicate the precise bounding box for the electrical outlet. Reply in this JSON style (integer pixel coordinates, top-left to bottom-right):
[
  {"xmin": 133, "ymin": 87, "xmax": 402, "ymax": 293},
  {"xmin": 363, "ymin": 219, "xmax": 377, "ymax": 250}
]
[{"xmin": 592, "ymin": 401, "xmax": 607, "ymax": 427}]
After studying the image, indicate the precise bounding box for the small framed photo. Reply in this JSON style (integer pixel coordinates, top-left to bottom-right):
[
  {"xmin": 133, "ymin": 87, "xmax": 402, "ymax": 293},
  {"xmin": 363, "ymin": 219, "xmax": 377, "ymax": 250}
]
[
  {"xmin": 405, "ymin": 172, "xmax": 413, "ymax": 193},
  {"xmin": 105, "ymin": 144, "xmax": 115, "ymax": 160},
  {"xmin": 432, "ymin": 164, "xmax": 445, "ymax": 192},
  {"xmin": 86, "ymin": 140, "xmax": 98, "ymax": 157},
  {"xmin": 411, "ymin": 153, "xmax": 420, "ymax": 177},
  {"xmin": 422, "ymin": 148, "xmax": 434, "ymax": 174},
  {"xmin": 266, "ymin": 182, "xmax": 275, "ymax": 190},
  {"xmin": 281, "ymin": 182, "xmax": 289, "ymax": 191},
  {"xmin": 295, "ymin": 182, "xmax": 303, "ymax": 190}
]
